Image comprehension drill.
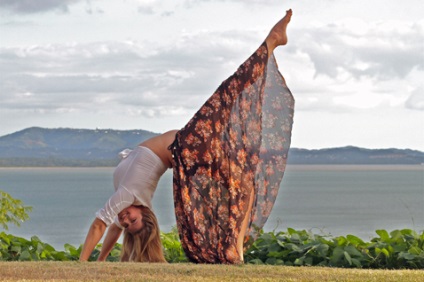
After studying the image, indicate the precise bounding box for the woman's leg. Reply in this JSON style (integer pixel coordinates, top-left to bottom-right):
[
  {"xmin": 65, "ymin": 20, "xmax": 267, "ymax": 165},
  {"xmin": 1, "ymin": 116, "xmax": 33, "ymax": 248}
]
[
  {"xmin": 236, "ymin": 187, "xmax": 255, "ymax": 260},
  {"xmin": 236, "ymin": 8, "xmax": 293, "ymax": 261},
  {"xmin": 172, "ymin": 8, "xmax": 294, "ymax": 264}
]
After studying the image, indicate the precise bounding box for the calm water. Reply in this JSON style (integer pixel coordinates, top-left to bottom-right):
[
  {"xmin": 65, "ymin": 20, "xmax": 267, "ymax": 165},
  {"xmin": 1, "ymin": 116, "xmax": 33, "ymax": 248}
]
[{"xmin": 1, "ymin": 165, "xmax": 423, "ymax": 250}]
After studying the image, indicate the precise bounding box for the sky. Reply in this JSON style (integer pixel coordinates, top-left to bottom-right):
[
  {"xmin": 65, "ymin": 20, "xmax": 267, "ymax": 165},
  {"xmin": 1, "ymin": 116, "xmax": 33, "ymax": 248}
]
[{"xmin": 0, "ymin": 0, "xmax": 423, "ymax": 151}]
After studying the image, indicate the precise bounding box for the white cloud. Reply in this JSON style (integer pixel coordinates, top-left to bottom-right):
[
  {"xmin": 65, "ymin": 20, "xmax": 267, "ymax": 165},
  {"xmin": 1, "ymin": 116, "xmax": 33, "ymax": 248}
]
[
  {"xmin": 183, "ymin": 0, "xmax": 279, "ymax": 5},
  {"xmin": 136, "ymin": 0, "xmax": 158, "ymax": 15},
  {"xmin": 291, "ymin": 21, "xmax": 424, "ymax": 80},
  {"xmin": 0, "ymin": 31, "xmax": 258, "ymax": 119},
  {"xmin": 1, "ymin": 16, "xmax": 422, "ymax": 116},
  {"xmin": 0, "ymin": 0, "xmax": 82, "ymax": 14},
  {"xmin": 405, "ymin": 87, "xmax": 424, "ymax": 111}
]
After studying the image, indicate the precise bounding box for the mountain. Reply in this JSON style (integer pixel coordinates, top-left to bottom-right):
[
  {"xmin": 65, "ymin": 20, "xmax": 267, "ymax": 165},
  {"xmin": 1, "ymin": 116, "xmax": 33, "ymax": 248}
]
[
  {"xmin": 288, "ymin": 147, "xmax": 424, "ymax": 165},
  {"xmin": 0, "ymin": 127, "xmax": 422, "ymax": 166},
  {"xmin": 0, "ymin": 127, "xmax": 158, "ymax": 166}
]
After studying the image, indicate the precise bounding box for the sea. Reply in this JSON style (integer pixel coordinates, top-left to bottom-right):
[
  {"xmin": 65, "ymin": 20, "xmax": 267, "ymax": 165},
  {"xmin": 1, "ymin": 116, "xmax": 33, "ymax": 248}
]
[{"xmin": 0, "ymin": 165, "xmax": 423, "ymax": 250}]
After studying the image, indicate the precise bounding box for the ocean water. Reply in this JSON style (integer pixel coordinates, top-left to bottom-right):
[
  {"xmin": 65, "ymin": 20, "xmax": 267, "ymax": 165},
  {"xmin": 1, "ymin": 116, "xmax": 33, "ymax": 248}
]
[{"xmin": 0, "ymin": 165, "xmax": 423, "ymax": 250}]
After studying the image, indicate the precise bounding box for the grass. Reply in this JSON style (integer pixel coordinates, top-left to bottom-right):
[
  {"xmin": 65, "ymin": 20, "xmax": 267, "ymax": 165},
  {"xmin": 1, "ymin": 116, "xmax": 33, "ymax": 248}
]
[{"xmin": 1, "ymin": 262, "xmax": 423, "ymax": 281}]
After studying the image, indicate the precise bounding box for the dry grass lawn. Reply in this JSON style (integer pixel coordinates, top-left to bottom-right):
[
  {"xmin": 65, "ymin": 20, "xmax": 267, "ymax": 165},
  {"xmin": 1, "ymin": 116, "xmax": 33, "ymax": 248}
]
[{"xmin": 0, "ymin": 262, "xmax": 423, "ymax": 281}]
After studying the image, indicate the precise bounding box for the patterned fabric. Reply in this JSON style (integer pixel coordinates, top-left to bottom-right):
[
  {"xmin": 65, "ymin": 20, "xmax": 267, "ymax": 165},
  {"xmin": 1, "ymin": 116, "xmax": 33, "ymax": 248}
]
[{"xmin": 170, "ymin": 41, "xmax": 295, "ymax": 263}]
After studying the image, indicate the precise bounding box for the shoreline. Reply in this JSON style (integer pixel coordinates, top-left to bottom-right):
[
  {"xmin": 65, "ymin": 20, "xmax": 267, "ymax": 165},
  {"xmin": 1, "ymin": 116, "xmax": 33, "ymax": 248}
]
[
  {"xmin": 0, "ymin": 164, "xmax": 422, "ymax": 171},
  {"xmin": 286, "ymin": 164, "xmax": 424, "ymax": 171}
]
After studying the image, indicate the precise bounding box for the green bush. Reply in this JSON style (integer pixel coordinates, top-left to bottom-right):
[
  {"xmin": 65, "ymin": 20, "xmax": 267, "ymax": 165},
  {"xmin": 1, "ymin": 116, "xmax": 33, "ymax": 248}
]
[
  {"xmin": 1, "ymin": 228, "xmax": 423, "ymax": 269},
  {"xmin": 0, "ymin": 191, "xmax": 32, "ymax": 230},
  {"xmin": 0, "ymin": 230, "xmax": 185, "ymax": 262},
  {"xmin": 244, "ymin": 228, "xmax": 424, "ymax": 269},
  {"xmin": 0, "ymin": 233, "xmax": 73, "ymax": 261},
  {"xmin": 161, "ymin": 227, "xmax": 189, "ymax": 263}
]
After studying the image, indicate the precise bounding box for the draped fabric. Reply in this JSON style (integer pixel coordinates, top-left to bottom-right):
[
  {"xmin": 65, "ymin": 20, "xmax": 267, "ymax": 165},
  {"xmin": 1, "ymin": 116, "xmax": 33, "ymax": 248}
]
[{"xmin": 170, "ymin": 42, "xmax": 295, "ymax": 263}]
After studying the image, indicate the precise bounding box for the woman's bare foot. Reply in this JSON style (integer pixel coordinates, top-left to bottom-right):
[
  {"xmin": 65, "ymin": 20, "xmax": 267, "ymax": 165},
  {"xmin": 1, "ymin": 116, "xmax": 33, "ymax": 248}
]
[{"xmin": 265, "ymin": 9, "xmax": 292, "ymax": 55}]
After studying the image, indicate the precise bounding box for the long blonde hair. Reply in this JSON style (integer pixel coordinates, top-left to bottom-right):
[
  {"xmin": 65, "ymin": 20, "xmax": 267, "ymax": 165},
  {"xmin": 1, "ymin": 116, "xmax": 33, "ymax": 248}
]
[{"xmin": 120, "ymin": 206, "xmax": 167, "ymax": 262}]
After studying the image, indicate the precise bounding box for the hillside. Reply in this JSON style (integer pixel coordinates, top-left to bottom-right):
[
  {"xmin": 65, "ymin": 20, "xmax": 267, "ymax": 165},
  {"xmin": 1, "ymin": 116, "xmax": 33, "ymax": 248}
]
[
  {"xmin": 0, "ymin": 127, "xmax": 158, "ymax": 166},
  {"xmin": 0, "ymin": 127, "xmax": 422, "ymax": 166},
  {"xmin": 287, "ymin": 146, "xmax": 424, "ymax": 165}
]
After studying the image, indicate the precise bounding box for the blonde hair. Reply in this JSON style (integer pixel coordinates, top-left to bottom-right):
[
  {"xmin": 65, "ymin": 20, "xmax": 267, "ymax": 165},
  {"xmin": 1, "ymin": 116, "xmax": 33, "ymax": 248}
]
[{"xmin": 120, "ymin": 206, "xmax": 167, "ymax": 263}]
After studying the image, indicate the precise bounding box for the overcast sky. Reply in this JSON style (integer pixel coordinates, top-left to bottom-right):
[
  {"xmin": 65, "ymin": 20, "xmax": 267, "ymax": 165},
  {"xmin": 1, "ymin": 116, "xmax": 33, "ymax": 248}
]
[{"xmin": 1, "ymin": 0, "xmax": 423, "ymax": 150}]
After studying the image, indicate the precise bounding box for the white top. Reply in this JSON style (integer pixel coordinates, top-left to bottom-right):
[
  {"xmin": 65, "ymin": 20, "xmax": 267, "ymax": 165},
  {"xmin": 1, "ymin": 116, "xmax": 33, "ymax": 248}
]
[{"xmin": 95, "ymin": 146, "xmax": 167, "ymax": 227}]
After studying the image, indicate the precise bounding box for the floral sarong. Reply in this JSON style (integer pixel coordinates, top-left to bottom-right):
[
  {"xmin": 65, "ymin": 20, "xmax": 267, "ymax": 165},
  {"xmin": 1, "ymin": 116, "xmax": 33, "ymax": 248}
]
[{"xmin": 170, "ymin": 41, "xmax": 295, "ymax": 263}]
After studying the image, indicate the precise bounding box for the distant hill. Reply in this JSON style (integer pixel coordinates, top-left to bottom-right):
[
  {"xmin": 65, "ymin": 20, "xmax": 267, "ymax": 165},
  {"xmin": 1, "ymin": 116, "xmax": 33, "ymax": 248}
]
[
  {"xmin": 0, "ymin": 127, "xmax": 422, "ymax": 166},
  {"xmin": 0, "ymin": 127, "xmax": 158, "ymax": 166},
  {"xmin": 288, "ymin": 147, "xmax": 424, "ymax": 165}
]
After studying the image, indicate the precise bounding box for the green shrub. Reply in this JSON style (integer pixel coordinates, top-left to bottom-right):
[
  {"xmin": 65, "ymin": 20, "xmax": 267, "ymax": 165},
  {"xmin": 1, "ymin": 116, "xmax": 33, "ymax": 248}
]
[
  {"xmin": 0, "ymin": 233, "xmax": 73, "ymax": 261},
  {"xmin": 1, "ymin": 228, "xmax": 423, "ymax": 269},
  {"xmin": 244, "ymin": 228, "xmax": 424, "ymax": 269},
  {"xmin": 161, "ymin": 227, "xmax": 188, "ymax": 263},
  {"xmin": 0, "ymin": 229, "xmax": 186, "ymax": 262},
  {"xmin": 0, "ymin": 191, "xmax": 32, "ymax": 230},
  {"xmin": 367, "ymin": 229, "xmax": 424, "ymax": 269}
]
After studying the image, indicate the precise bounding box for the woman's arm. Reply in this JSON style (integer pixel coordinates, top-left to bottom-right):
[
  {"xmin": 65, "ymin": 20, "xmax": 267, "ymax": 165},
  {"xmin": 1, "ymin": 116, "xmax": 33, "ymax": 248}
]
[
  {"xmin": 79, "ymin": 218, "xmax": 107, "ymax": 261},
  {"xmin": 97, "ymin": 223, "xmax": 123, "ymax": 261}
]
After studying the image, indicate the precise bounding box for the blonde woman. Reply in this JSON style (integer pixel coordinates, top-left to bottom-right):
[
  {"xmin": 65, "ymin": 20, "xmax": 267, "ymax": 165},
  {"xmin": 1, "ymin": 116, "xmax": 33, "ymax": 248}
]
[
  {"xmin": 79, "ymin": 130, "xmax": 177, "ymax": 262},
  {"xmin": 80, "ymin": 8, "xmax": 294, "ymax": 264}
]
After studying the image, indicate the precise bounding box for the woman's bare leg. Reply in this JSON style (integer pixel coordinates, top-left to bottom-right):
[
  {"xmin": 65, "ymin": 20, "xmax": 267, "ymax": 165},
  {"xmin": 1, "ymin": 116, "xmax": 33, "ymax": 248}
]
[
  {"xmin": 236, "ymin": 188, "xmax": 255, "ymax": 261},
  {"xmin": 265, "ymin": 9, "xmax": 292, "ymax": 56}
]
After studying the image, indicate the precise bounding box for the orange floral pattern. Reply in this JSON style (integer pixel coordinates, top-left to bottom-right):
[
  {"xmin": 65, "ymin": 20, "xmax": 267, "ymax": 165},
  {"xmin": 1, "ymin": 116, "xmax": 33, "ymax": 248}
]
[{"xmin": 170, "ymin": 41, "xmax": 295, "ymax": 263}]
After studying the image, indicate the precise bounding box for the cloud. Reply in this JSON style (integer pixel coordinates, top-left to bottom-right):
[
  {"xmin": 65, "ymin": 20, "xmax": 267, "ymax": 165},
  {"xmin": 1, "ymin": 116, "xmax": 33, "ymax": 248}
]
[
  {"xmin": 0, "ymin": 29, "xmax": 258, "ymax": 119},
  {"xmin": 181, "ymin": 0, "xmax": 282, "ymax": 9},
  {"xmin": 269, "ymin": 19, "xmax": 424, "ymax": 115},
  {"xmin": 291, "ymin": 21, "xmax": 424, "ymax": 80},
  {"xmin": 0, "ymin": 0, "xmax": 82, "ymax": 14},
  {"xmin": 138, "ymin": 6, "xmax": 154, "ymax": 15},
  {"xmin": 405, "ymin": 87, "xmax": 424, "ymax": 111},
  {"xmin": 1, "ymin": 16, "xmax": 423, "ymax": 124},
  {"xmin": 137, "ymin": 0, "xmax": 158, "ymax": 15},
  {"xmin": 184, "ymin": 0, "xmax": 279, "ymax": 4}
]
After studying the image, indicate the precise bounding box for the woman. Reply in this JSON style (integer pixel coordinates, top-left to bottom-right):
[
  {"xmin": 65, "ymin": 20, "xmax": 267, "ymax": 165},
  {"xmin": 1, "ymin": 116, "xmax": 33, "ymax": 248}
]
[{"xmin": 80, "ymin": 8, "xmax": 294, "ymax": 264}]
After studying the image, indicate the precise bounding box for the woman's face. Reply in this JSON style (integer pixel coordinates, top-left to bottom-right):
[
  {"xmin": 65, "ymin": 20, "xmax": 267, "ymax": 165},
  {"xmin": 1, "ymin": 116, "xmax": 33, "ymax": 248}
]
[{"xmin": 118, "ymin": 206, "xmax": 143, "ymax": 234}]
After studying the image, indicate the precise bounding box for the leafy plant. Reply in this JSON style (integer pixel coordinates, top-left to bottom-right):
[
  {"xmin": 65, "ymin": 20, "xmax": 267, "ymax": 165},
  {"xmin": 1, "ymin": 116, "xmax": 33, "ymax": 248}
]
[
  {"xmin": 1, "ymin": 228, "xmax": 423, "ymax": 268},
  {"xmin": 245, "ymin": 228, "xmax": 335, "ymax": 266},
  {"xmin": 0, "ymin": 233, "xmax": 70, "ymax": 261},
  {"xmin": 245, "ymin": 228, "xmax": 424, "ymax": 269},
  {"xmin": 161, "ymin": 227, "xmax": 188, "ymax": 263},
  {"xmin": 0, "ymin": 229, "xmax": 187, "ymax": 262},
  {"xmin": 0, "ymin": 190, "xmax": 32, "ymax": 230},
  {"xmin": 366, "ymin": 229, "xmax": 424, "ymax": 269}
]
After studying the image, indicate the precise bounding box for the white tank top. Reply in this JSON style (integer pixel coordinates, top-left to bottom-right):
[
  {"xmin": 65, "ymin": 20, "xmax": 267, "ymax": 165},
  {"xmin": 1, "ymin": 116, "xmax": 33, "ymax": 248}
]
[{"xmin": 95, "ymin": 146, "xmax": 167, "ymax": 227}]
